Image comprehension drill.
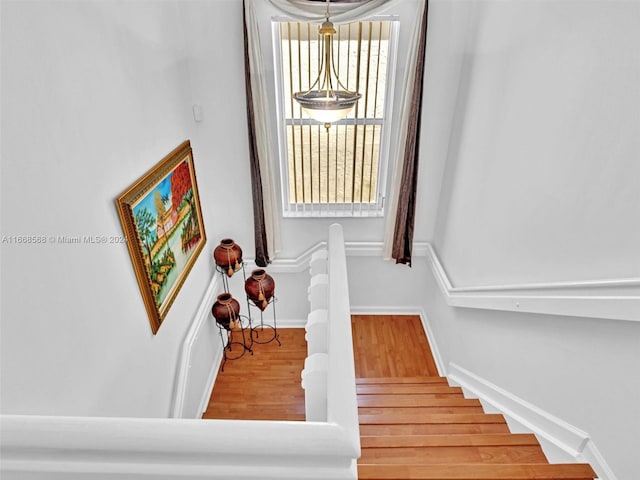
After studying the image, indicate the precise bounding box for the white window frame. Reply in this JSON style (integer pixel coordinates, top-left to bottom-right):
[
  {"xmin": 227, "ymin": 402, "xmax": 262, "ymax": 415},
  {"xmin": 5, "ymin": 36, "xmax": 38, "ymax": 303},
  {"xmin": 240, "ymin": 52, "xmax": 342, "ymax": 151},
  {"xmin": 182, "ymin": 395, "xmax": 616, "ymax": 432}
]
[{"xmin": 272, "ymin": 15, "xmax": 400, "ymax": 218}]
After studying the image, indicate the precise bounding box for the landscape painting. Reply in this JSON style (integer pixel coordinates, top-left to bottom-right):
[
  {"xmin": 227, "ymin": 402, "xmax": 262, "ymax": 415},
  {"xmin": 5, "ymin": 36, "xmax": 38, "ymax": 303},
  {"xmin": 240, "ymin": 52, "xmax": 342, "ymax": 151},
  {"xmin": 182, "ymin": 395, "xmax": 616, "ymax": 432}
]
[{"xmin": 116, "ymin": 140, "xmax": 206, "ymax": 334}]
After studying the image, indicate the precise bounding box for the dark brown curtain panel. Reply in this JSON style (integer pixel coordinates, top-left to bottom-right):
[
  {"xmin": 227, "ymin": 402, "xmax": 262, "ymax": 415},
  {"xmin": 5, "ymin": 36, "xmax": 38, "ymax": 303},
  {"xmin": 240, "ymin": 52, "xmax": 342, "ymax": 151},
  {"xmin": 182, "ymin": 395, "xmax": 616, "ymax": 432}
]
[
  {"xmin": 243, "ymin": 1, "xmax": 270, "ymax": 267},
  {"xmin": 392, "ymin": 0, "xmax": 429, "ymax": 266}
]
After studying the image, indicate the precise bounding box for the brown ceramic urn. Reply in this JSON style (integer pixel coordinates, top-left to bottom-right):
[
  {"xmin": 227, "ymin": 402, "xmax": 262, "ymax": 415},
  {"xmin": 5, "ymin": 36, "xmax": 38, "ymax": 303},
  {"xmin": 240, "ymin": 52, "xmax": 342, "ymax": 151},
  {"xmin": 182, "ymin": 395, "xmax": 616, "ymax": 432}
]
[
  {"xmin": 244, "ymin": 269, "xmax": 275, "ymax": 311},
  {"xmin": 211, "ymin": 293, "xmax": 241, "ymax": 330},
  {"xmin": 213, "ymin": 238, "xmax": 242, "ymax": 277}
]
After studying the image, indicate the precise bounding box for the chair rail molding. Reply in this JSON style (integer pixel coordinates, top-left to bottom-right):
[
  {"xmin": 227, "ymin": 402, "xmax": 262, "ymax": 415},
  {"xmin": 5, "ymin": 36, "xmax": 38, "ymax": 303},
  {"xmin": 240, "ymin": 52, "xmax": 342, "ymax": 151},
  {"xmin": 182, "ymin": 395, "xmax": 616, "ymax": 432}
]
[
  {"xmin": 245, "ymin": 240, "xmax": 430, "ymax": 273},
  {"xmin": 426, "ymin": 244, "xmax": 640, "ymax": 322}
]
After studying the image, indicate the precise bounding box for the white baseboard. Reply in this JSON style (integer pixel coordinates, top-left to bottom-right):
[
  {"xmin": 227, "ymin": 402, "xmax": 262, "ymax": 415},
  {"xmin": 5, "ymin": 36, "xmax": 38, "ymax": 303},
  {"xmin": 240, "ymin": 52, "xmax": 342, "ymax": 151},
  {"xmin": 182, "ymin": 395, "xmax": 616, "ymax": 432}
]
[
  {"xmin": 417, "ymin": 308, "xmax": 446, "ymax": 378},
  {"xmin": 447, "ymin": 362, "xmax": 616, "ymax": 480},
  {"xmin": 274, "ymin": 317, "xmax": 307, "ymax": 328},
  {"xmin": 582, "ymin": 441, "xmax": 618, "ymax": 480}
]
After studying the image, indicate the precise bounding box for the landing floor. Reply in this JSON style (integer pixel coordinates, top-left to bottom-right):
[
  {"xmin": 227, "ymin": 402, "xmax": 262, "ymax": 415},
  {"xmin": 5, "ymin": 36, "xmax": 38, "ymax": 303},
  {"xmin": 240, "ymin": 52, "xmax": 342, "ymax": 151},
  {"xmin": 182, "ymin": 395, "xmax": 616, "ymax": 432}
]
[{"xmin": 202, "ymin": 315, "xmax": 436, "ymax": 420}]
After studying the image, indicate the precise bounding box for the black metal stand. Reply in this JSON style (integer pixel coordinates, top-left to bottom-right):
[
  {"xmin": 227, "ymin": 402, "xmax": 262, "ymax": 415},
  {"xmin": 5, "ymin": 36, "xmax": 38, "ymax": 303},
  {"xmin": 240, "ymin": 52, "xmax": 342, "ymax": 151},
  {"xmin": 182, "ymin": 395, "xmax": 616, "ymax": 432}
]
[
  {"xmin": 216, "ymin": 314, "xmax": 253, "ymax": 372},
  {"xmin": 213, "ymin": 260, "xmax": 280, "ymax": 372},
  {"xmin": 216, "ymin": 261, "xmax": 249, "ymax": 294},
  {"xmin": 214, "ymin": 262, "xmax": 253, "ymax": 372},
  {"xmin": 247, "ymin": 295, "xmax": 281, "ymax": 346}
]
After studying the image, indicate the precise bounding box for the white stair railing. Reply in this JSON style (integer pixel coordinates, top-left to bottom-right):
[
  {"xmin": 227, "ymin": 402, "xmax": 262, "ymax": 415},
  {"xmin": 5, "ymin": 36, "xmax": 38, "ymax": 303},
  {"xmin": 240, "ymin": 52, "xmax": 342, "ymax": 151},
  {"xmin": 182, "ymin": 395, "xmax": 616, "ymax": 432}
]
[
  {"xmin": 0, "ymin": 224, "xmax": 360, "ymax": 480},
  {"xmin": 303, "ymin": 224, "xmax": 360, "ymax": 453}
]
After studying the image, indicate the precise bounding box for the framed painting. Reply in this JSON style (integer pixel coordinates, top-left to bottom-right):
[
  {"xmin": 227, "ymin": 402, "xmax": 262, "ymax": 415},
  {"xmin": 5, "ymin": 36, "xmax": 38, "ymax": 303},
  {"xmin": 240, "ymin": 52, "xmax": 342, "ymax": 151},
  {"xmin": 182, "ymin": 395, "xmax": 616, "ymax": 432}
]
[{"xmin": 116, "ymin": 140, "xmax": 206, "ymax": 334}]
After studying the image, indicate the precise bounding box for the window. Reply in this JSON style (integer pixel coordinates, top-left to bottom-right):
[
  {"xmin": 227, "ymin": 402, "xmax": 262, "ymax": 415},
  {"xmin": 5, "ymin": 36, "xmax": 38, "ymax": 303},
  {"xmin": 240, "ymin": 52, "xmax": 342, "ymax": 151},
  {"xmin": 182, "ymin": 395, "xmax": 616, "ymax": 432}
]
[{"xmin": 274, "ymin": 18, "xmax": 398, "ymax": 217}]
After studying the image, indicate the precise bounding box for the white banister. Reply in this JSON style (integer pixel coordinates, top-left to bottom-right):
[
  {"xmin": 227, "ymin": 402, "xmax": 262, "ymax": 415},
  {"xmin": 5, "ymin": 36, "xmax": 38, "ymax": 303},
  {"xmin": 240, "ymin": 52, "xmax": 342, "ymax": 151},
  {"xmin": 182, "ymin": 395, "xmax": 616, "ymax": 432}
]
[
  {"xmin": 307, "ymin": 272, "xmax": 329, "ymax": 310},
  {"xmin": 325, "ymin": 224, "xmax": 360, "ymax": 454},
  {"xmin": 309, "ymin": 248, "xmax": 329, "ymax": 276},
  {"xmin": 301, "ymin": 223, "xmax": 360, "ymax": 467},
  {"xmin": 301, "ymin": 353, "xmax": 329, "ymax": 421},
  {"xmin": 305, "ymin": 308, "xmax": 329, "ymax": 355}
]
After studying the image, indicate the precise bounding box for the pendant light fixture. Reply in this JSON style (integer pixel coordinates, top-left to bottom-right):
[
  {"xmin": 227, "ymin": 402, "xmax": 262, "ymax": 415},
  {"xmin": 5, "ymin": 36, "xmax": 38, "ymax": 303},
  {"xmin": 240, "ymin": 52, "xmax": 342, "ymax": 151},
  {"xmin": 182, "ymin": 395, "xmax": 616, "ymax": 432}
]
[{"xmin": 293, "ymin": 0, "xmax": 361, "ymax": 129}]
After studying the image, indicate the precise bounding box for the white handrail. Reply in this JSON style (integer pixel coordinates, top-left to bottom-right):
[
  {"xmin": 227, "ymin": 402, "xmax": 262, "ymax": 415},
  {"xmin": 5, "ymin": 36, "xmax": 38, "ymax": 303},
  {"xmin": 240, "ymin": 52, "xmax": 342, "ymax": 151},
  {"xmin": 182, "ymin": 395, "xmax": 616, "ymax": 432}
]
[
  {"xmin": 1, "ymin": 414, "xmax": 356, "ymax": 479},
  {"xmin": 325, "ymin": 223, "xmax": 360, "ymax": 451},
  {"xmin": 302, "ymin": 223, "xmax": 360, "ymax": 461}
]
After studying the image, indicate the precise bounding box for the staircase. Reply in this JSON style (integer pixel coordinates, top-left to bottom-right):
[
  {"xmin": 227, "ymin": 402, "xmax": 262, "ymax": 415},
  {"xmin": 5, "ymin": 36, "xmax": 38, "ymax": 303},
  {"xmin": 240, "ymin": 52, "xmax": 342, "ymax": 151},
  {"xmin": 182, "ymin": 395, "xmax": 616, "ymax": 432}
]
[{"xmin": 356, "ymin": 376, "xmax": 596, "ymax": 480}]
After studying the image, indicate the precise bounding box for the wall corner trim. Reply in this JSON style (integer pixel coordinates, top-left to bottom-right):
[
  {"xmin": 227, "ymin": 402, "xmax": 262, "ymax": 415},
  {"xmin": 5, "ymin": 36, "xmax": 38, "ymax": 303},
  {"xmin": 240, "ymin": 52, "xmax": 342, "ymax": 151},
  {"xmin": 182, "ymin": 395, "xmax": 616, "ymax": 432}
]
[
  {"xmin": 425, "ymin": 243, "xmax": 640, "ymax": 322},
  {"xmin": 447, "ymin": 362, "xmax": 617, "ymax": 480}
]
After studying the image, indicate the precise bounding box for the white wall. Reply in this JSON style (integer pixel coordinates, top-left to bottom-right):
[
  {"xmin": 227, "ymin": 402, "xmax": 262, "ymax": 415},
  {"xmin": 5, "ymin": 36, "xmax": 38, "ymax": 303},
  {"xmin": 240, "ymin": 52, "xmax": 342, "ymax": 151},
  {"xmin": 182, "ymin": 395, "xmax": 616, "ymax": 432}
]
[
  {"xmin": 421, "ymin": 1, "xmax": 640, "ymax": 478},
  {"xmin": 179, "ymin": 0, "xmax": 257, "ymax": 256},
  {"xmin": 0, "ymin": 0, "xmax": 222, "ymax": 417},
  {"xmin": 431, "ymin": 0, "xmax": 640, "ymax": 286}
]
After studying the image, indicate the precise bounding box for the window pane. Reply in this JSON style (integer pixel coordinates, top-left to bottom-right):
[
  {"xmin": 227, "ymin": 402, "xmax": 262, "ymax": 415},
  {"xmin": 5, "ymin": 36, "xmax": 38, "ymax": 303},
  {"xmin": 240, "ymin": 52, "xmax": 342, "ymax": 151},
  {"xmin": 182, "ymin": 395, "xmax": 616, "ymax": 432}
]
[
  {"xmin": 278, "ymin": 20, "xmax": 393, "ymax": 215},
  {"xmin": 286, "ymin": 123, "xmax": 381, "ymax": 204}
]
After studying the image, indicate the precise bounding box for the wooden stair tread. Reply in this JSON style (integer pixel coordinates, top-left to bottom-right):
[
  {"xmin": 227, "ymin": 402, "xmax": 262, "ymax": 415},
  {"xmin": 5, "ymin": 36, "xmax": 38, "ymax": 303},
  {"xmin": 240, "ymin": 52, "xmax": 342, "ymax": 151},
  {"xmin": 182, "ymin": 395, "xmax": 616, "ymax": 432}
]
[
  {"xmin": 359, "ymin": 412, "xmax": 507, "ymax": 425},
  {"xmin": 361, "ymin": 433, "xmax": 540, "ymax": 448},
  {"xmin": 357, "ymin": 463, "xmax": 596, "ymax": 479},
  {"xmin": 358, "ymin": 384, "xmax": 464, "ymax": 395},
  {"xmin": 359, "ymin": 447, "xmax": 548, "ymax": 465},
  {"xmin": 360, "ymin": 435, "xmax": 548, "ymax": 465},
  {"xmin": 358, "ymin": 396, "xmax": 481, "ymax": 408},
  {"xmin": 357, "ymin": 377, "xmax": 449, "ymax": 385}
]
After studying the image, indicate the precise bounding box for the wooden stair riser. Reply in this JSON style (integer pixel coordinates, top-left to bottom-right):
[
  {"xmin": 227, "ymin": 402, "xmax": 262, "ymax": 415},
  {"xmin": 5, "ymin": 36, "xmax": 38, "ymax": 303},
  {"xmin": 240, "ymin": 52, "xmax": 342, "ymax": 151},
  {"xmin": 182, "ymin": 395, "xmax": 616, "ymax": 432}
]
[
  {"xmin": 359, "ymin": 413, "xmax": 507, "ymax": 425},
  {"xmin": 360, "ymin": 406, "xmax": 486, "ymax": 416},
  {"xmin": 360, "ymin": 423, "xmax": 512, "ymax": 436},
  {"xmin": 357, "ymin": 396, "xmax": 479, "ymax": 408},
  {"xmin": 361, "ymin": 434, "xmax": 541, "ymax": 448},
  {"xmin": 356, "ymin": 377, "xmax": 450, "ymax": 385}
]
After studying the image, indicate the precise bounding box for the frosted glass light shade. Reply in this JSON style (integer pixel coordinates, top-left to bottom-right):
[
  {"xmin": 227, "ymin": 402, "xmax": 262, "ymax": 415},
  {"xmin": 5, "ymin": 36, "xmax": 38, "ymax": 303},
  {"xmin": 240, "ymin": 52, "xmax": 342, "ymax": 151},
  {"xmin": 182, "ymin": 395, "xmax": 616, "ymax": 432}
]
[{"xmin": 294, "ymin": 90, "xmax": 361, "ymax": 123}]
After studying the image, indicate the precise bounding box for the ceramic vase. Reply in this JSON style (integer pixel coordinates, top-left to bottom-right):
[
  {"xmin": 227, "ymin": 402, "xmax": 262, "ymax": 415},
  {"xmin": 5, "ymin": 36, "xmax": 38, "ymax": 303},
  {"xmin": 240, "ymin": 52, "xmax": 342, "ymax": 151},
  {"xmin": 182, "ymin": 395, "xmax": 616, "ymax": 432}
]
[
  {"xmin": 245, "ymin": 269, "xmax": 275, "ymax": 311},
  {"xmin": 213, "ymin": 238, "xmax": 243, "ymax": 277},
  {"xmin": 211, "ymin": 293, "xmax": 241, "ymax": 330}
]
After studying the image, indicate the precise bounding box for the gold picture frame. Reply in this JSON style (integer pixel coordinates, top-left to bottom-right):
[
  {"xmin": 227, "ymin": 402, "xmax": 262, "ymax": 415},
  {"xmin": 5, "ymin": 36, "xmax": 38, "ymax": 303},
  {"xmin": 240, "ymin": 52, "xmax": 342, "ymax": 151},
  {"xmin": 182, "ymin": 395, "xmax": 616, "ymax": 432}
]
[{"xmin": 116, "ymin": 140, "xmax": 206, "ymax": 334}]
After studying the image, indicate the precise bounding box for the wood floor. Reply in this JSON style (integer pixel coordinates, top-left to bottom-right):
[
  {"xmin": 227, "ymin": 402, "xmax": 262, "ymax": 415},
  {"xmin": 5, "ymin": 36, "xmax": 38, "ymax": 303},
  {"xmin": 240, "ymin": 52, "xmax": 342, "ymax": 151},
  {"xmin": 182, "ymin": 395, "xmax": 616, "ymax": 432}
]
[
  {"xmin": 202, "ymin": 327, "xmax": 306, "ymax": 421},
  {"xmin": 203, "ymin": 314, "xmax": 595, "ymax": 480},
  {"xmin": 203, "ymin": 314, "xmax": 433, "ymax": 420},
  {"xmin": 352, "ymin": 314, "xmax": 439, "ymax": 378}
]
